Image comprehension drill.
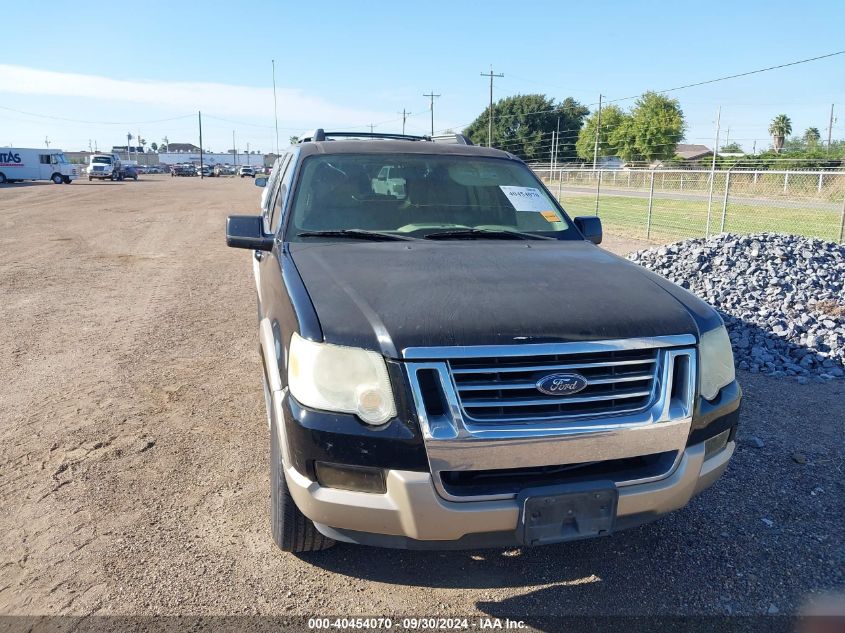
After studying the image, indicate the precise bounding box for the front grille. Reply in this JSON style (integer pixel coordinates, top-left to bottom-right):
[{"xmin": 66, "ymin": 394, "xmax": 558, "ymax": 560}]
[{"xmin": 449, "ymin": 347, "xmax": 659, "ymax": 422}]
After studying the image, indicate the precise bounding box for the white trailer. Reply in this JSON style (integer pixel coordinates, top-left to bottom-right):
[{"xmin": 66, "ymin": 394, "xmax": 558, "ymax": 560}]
[{"xmin": 0, "ymin": 148, "xmax": 80, "ymax": 184}]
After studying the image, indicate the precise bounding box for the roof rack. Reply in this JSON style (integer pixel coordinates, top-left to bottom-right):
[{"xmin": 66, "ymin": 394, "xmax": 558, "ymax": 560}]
[
  {"xmin": 430, "ymin": 133, "xmax": 473, "ymax": 145},
  {"xmin": 299, "ymin": 129, "xmax": 474, "ymax": 145}
]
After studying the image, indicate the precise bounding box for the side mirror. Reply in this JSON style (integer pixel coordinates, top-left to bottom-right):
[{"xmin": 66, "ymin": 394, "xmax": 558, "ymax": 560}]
[
  {"xmin": 254, "ymin": 177, "xmax": 267, "ymax": 188},
  {"xmin": 574, "ymin": 216, "xmax": 602, "ymax": 245},
  {"xmin": 226, "ymin": 215, "xmax": 274, "ymax": 251}
]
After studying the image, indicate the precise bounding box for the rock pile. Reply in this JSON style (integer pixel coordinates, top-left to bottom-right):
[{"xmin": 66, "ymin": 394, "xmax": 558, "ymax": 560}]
[{"xmin": 628, "ymin": 233, "xmax": 845, "ymax": 381}]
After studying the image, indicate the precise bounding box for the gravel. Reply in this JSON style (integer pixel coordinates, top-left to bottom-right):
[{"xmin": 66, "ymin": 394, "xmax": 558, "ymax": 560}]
[{"xmin": 628, "ymin": 233, "xmax": 845, "ymax": 380}]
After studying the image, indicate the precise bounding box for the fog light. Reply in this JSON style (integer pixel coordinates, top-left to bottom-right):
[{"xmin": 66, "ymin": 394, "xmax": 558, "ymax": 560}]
[
  {"xmin": 704, "ymin": 429, "xmax": 731, "ymax": 460},
  {"xmin": 314, "ymin": 462, "xmax": 387, "ymax": 494}
]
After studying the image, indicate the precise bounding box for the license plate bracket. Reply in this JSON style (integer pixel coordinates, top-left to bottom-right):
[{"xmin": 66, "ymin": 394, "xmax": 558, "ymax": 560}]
[{"xmin": 517, "ymin": 481, "xmax": 618, "ymax": 546}]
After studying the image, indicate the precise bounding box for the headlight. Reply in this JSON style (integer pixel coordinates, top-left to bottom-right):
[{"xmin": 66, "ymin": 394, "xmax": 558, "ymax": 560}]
[
  {"xmin": 287, "ymin": 333, "xmax": 396, "ymax": 425},
  {"xmin": 699, "ymin": 325, "xmax": 736, "ymax": 400}
]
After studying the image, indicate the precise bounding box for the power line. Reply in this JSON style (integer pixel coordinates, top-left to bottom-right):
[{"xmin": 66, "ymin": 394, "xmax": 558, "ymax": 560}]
[
  {"xmin": 0, "ymin": 105, "xmax": 195, "ymax": 126},
  {"xmin": 436, "ymin": 49, "xmax": 845, "ymax": 135}
]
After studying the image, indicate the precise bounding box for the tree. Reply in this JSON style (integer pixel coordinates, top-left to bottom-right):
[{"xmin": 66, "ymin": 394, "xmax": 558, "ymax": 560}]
[
  {"xmin": 575, "ymin": 104, "xmax": 627, "ymax": 161},
  {"xmin": 803, "ymin": 127, "xmax": 821, "ymax": 148},
  {"xmin": 624, "ymin": 92, "xmax": 685, "ymax": 162},
  {"xmin": 463, "ymin": 94, "xmax": 588, "ymax": 162},
  {"xmin": 289, "ymin": 136, "xmax": 300, "ymax": 146},
  {"xmin": 150, "ymin": 142, "xmax": 158, "ymax": 152},
  {"xmin": 720, "ymin": 142, "xmax": 743, "ymax": 153},
  {"xmin": 768, "ymin": 114, "xmax": 792, "ymax": 152}
]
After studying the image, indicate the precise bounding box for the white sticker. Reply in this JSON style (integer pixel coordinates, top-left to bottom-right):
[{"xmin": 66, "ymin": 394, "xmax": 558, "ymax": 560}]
[{"xmin": 499, "ymin": 186, "xmax": 551, "ymax": 212}]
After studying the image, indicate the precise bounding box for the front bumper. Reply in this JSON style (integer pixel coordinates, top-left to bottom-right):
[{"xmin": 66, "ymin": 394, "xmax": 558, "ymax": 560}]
[{"xmin": 284, "ymin": 438, "xmax": 734, "ymax": 549}]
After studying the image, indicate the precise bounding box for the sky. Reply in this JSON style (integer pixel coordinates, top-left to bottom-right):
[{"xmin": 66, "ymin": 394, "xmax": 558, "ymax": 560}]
[{"xmin": 1, "ymin": 0, "xmax": 843, "ymax": 155}]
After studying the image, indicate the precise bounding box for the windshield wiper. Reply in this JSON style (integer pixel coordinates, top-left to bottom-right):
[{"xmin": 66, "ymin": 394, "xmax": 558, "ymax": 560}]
[
  {"xmin": 422, "ymin": 228, "xmax": 555, "ymax": 241},
  {"xmin": 296, "ymin": 229, "xmax": 415, "ymax": 242}
]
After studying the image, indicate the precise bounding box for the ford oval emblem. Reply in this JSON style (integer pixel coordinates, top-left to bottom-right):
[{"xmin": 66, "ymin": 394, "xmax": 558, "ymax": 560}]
[{"xmin": 536, "ymin": 373, "xmax": 589, "ymax": 396}]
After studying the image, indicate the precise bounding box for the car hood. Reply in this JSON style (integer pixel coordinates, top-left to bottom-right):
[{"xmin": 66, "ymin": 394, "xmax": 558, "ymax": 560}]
[{"xmin": 289, "ymin": 240, "xmax": 707, "ymax": 358}]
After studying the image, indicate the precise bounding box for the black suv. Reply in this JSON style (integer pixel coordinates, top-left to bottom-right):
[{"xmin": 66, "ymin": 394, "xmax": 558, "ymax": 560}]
[{"xmin": 226, "ymin": 130, "xmax": 741, "ymax": 552}]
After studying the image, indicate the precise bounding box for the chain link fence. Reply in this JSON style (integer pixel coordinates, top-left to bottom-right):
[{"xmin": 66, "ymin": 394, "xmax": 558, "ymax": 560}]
[{"xmin": 536, "ymin": 167, "xmax": 845, "ymax": 244}]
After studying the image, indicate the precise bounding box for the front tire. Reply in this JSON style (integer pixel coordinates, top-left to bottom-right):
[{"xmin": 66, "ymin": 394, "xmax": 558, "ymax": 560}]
[
  {"xmin": 267, "ymin": 379, "xmax": 334, "ymax": 554},
  {"xmin": 51, "ymin": 173, "xmax": 63, "ymax": 184},
  {"xmin": 62, "ymin": 176, "xmax": 71, "ymax": 184},
  {"xmin": 0, "ymin": 172, "xmax": 6, "ymax": 184}
]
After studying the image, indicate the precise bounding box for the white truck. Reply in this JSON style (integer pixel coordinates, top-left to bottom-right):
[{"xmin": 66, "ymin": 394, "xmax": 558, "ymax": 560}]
[
  {"xmin": 0, "ymin": 148, "xmax": 80, "ymax": 184},
  {"xmin": 87, "ymin": 153, "xmax": 124, "ymax": 181}
]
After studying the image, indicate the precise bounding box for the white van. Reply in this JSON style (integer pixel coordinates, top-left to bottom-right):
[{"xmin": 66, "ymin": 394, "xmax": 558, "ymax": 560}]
[{"xmin": 0, "ymin": 148, "xmax": 79, "ymax": 184}]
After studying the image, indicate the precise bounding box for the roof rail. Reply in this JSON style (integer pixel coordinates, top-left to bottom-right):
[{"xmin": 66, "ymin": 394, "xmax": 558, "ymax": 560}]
[
  {"xmin": 430, "ymin": 133, "xmax": 474, "ymax": 146},
  {"xmin": 299, "ymin": 129, "xmax": 432, "ymax": 143}
]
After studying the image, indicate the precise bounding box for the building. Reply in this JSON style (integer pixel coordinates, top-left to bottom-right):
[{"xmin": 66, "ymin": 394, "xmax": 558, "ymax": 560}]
[
  {"xmin": 111, "ymin": 146, "xmax": 145, "ymax": 154},
  {"xmin": 674, "ymin": 144, "xmax": 713, "ymax": 163},
  {"xmin": 164, "ymin": 143, "xmax": 202, "ymax": 153}
]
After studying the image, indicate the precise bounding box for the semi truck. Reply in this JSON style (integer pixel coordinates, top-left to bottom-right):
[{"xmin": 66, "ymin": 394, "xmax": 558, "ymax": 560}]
[{"xmin": 0, "ymin": 148, "xmax": 79, "ymax": 184}]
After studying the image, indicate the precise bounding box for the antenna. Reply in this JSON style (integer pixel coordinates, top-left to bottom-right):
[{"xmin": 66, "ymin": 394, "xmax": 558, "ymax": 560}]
[{"xmin": 272, "ymin": 59, "xmax": 280, "ymax": 155}]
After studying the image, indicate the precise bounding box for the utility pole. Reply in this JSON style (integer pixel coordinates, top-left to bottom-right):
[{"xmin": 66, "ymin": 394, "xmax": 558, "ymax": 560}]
[
  {"xmin": 423, "ymin": 90, "xmax": 440, "ymax": 136},
  {"xmin": 592, "ymin": 94, "xmax": 602, "ymax": 170},
  {"xmin": 44, "ymin": 136, "xmax": 50, "ymax": 148},
  {"xmin": 705, "ymin": 106, "xmax": 721, "ymax": 238},
  {"xmin": 233, "ymin": 130, "xmax": 237, "ymax": 167},
  {"xmin": 246, "ymin": 142, "xmax": 250, "ymax": 165},
  {"xmin": 554, "ymin": 116, "xmax": 561, "ymax": 172},
  {"xmin": 480, "ymin": 67, "xmax": 504, "ymax": 147},
  {"xmin": 827, "ymin": 103, "xmax": 835, "ymax": 152},
  {"xmin": 399, "ymin": 109, "xmax": 408, "ymax": 135},
  {"xmin": 369, "ymin": 124, "xmax": 375, "ymax": 133},
  {"xmin": 198, "ymin": 111, "xmax": 204, "ymax": 179},
  {"xmin": 88, "ymin": 139, "xmax": 92, "ymax": 152},
  {"xmin": 272, "ymin": 59, "xmax": 280, "ymax": 156},
  {"xmin": 724, "ymin": 127, "xmax": 730, "ymax": 150},
  {"xmin": 752, "ymin": 139, "xmax": 757, "ymax": 155}
]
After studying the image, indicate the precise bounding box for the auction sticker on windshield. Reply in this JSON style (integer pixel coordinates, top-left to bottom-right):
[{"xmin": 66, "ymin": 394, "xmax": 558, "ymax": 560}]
[
  {"xmin": 499, "ymin": 186, "xmax": 560, "ymax": 222},
  {"xmin": 499, "ymin": 186, "xmax": 548, "ymax": 211}
]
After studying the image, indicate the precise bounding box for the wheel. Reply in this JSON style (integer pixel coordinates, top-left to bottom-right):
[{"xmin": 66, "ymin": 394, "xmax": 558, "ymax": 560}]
[
  {"xmin": 51, "ymin": 173, "xmax": 63, "ymax": 184},
  {"xmin": 267, "ymin": 377, "xmax": 335, "ymax": 553},
  {"xmin": 0, "ymin": 172, "xmax": 6, "ymax": 184},
  {"xmin": 62, "ymin": 176, "xmax": 71, "ymax": 184},
  {"xmin": 88, "ymin": 176, "xmax": 92, "ymax": 181},
  {"xmin": 133, "ymin": 175, "xmax": 138, "ymax": 181}
]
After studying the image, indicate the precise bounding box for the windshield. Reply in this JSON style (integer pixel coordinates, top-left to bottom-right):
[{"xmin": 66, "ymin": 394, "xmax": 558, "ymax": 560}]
[
  {"xmin": 92, "ymin": 156, "xmax": 112, "ymax": 164},
  {"xmin": 287, "ymin": 154, "xmax": 577, "ymax": 240}
]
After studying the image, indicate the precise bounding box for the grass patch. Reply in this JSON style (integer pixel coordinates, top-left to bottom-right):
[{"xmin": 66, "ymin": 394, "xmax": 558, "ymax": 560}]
[{"xmin": 556, "ymin": 193, "xmax": 844, "ymax": 243}]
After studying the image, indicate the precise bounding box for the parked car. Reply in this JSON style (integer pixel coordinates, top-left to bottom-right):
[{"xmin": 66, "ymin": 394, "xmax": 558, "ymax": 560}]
[
  {"xmin": 226, "ymin": 129, "xmax": 741, "ymax": 553},
  {"xmin": 170, "ymin": 164, "xmax": 195, "ymax": 177},
  {"xmin": 196, "ymin": 165, "xmax": 213, "ymax": 177},
  {"xmin": 238, "ymin": 165, "xmax": 256, "ymax": 178}
]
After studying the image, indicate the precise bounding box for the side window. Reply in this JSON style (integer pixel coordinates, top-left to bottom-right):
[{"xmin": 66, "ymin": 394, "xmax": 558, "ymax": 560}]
[
  {"xmin": 39, "ymin": 155, "xmax": 51, "ymax": 164},
  {"xmin": 260, "ymin": 159, "xmax": 283, "ymax": 216},
  {"xmin": 269, "ymin": 154, "xmax": 296, "ymax": 233}
]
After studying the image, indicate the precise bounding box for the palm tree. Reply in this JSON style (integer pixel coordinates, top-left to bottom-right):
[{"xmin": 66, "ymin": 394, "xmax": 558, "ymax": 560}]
[
  {"xmin": 768, "ymin": 114, "xmax": 792, "ymax": 153},
  {"xmin": 803, "ymin": 127, "xmax": 821, "ymax": 148}
]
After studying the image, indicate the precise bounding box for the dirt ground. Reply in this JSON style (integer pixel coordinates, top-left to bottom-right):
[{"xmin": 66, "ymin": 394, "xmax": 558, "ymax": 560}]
[{"xmin": 1, "ymin": 177, "xmax": 842, "ymax": 622}]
